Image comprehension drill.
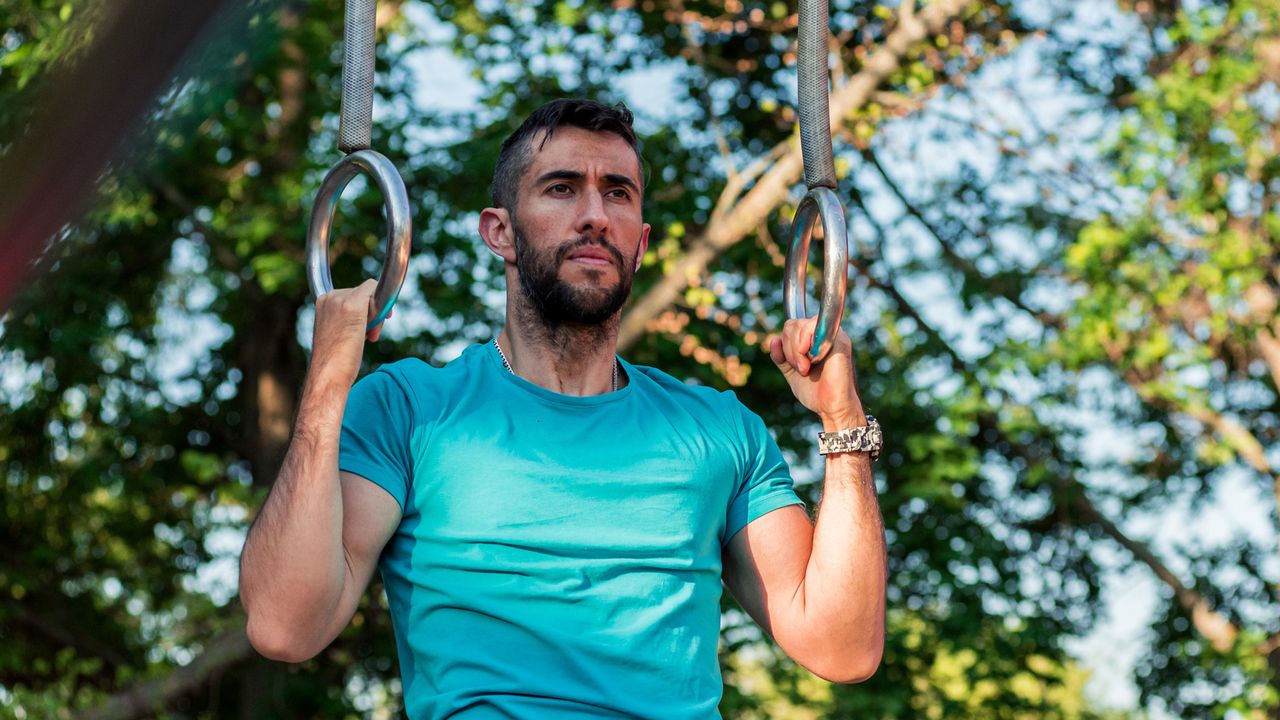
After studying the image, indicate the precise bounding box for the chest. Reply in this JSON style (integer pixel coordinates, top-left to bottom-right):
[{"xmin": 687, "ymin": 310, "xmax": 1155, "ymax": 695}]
[{"xmin": 404, "ymin": 395, "xmax": 741, "ymax": 562}]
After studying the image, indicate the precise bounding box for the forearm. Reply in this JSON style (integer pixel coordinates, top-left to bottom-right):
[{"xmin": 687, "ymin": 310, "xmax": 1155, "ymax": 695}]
[
  {"xmin": 240, "ymin": 376, "xmax": 352, "ymax": 660},
  {"xmin": 759, "ymin": 323, "xmax": 886, "ymax": 680},
  {"xmin": 794, "ymin": 412, "xmax": 887, "ymax": 678}
]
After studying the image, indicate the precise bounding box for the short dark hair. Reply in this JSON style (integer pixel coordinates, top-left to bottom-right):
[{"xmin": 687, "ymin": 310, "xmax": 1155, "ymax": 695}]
[{"xmin": 489, "ymin": 98, "xmax": 643, "ymax": 211}]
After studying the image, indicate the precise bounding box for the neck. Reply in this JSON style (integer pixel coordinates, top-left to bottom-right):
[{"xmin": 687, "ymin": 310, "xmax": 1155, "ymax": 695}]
[{"xmin": 497, "ymin": 296, "xmax": 623, "ymax": 396}]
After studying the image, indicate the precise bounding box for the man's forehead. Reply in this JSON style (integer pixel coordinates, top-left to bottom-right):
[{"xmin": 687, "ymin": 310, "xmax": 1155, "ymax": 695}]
[{"xmin": 526, "ymin": 127, "xmax": 642, "ymax": 183}]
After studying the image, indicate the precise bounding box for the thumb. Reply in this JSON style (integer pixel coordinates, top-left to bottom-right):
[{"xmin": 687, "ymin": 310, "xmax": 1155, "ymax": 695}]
[
  {"xmin": 365, "ymin": 295, "xmax": 394, "ymax": 342},
  {"xmin": 768, "ymin": 335, "xmax": 801, "ymax": 380}
]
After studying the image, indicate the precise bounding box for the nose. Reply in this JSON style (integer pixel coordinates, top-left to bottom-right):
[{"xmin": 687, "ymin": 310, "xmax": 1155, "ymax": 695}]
[{"xmin": 576, "ymin": 188, "xmax": 609, "ymax": 236}]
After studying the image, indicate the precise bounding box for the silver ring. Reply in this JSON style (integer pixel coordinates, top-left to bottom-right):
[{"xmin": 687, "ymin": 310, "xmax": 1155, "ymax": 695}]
[
  {"xmin": 784, "ymin": 186, "xmax": 849, "ymax": 361},
  {"xmin": 305, "ymin": 149, "xmax": 411, "ymax": 332}
]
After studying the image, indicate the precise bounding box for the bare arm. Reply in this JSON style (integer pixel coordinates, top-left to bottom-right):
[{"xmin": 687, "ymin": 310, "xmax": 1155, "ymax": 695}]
[
  {"xmin": 723, "ymin": 320, "xmax": 887, "ymax": 683},
  {"xmin": 239, "ymin": 280, "xmax": 401, "ymax": 662}
]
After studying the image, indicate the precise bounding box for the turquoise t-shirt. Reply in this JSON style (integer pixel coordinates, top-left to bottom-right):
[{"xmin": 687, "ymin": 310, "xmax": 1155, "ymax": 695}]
[{"xmin": 339, "ymin": 342, "xmax": 802, "ymax": 719}]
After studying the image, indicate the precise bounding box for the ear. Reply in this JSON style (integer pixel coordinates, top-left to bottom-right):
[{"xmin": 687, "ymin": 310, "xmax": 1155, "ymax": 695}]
[
  {"xmin": 479, "ymin": 207, "xmax": 515, "ymax": 263},
  {"xmin": 635, "ymin": 222, "xmax": 651, "ymax": 267}
]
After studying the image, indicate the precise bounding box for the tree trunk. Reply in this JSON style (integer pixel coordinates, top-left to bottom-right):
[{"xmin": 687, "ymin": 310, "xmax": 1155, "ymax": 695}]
[
  {"xmin": 1269, "ymin": 645, "xmax": 1280, "ymax": 720},
  {"xmin": 234, "ymin": 289, "xmax": 303, "ymax": 718},
  {"xmin": 240, "ymin": 294, "xmax": 305, "ymax": 488}
]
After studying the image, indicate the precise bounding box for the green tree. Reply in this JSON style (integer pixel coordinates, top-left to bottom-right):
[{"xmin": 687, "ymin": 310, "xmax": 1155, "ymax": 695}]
[
  {"xmin": 1053, "ymin": 1, "xmax": 1280, "ymax": 715},
  {"xmin": 6, "ymin": 0, "xmax": 1274, "ymax": 718}
]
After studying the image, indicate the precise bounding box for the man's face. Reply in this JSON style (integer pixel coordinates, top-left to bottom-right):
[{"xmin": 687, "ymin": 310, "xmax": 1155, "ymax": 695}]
[{"xmin": 509, "ymin": 126, "xmax": 649, "ymax": 327}]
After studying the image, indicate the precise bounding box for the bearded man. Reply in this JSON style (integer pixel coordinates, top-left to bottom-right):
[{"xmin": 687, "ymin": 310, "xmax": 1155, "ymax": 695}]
[{"xmin": 239, "ymin": 98, "xmax": 886, "ymax": 719}]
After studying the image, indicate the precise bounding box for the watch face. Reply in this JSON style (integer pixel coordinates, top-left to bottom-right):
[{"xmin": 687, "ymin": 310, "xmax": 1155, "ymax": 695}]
[{"xmin": 865, "ymin": 416, "xmax": 882, "ymax": 459}]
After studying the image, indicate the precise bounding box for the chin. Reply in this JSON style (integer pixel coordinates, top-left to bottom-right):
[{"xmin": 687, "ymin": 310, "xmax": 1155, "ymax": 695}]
[
  {"xmin": 560, "ymin": 269, "xmax": 619, "ymax": 293},
  {"xmin": 563, "ymin": 264, "xmax": 614, "ymax": 281}
]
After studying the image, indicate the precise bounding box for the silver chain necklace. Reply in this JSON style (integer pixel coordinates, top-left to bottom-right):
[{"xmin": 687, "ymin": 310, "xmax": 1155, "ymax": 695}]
[{"xmin": 494, "ymin": 338, "xmax": 618, "ymax": 393}]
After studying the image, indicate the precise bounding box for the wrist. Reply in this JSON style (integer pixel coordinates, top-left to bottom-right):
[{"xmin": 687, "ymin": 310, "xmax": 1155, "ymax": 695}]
[
  {"xmin": 298, "ymin": 371, "xmax": 353, "ymax": 421},
  {"xmin": 819, "ymin": 407, "xmax": 867, "ymax": 432},
  {"xmin": 817, "ymin": 413, "xmax": 882, "ymax": 460},
  {"xmin": 304, "ymin": 359, "xmax": 359, "ymax": 397}
]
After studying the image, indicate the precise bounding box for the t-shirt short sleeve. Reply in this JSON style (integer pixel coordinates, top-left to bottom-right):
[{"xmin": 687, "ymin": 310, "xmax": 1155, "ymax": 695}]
[
  {"xmin": 340, "ymin": 367, "xmax": 415, "ymax": 510},
  {"xmin": 723, "ymin": 397, "xmax": 804, "ymax": 544}
]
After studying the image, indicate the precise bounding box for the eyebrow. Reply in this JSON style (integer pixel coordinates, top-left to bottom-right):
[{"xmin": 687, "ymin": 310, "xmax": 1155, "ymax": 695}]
[{"xmin": 535, "ymin": 169, "xmax": 641, "ymax": 193}]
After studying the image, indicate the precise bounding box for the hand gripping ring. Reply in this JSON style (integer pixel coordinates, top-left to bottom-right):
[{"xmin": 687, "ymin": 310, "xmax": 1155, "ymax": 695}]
[
  {"xmin": 305, "ymin": 149, "xmax": 411, "ymax": 333},
  {"xmin": 784, "ymin": 186, "xmax": 849, "ymax": 362}
]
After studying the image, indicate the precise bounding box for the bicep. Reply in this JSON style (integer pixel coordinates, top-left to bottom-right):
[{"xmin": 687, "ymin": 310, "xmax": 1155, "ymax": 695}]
[
  {"xmin": 722, "ymin": 504, "xmax": 814, "ymax": 638},
  {"xmin": 325, "ymin": 471, "xmax": 401, "ymax": 636}
]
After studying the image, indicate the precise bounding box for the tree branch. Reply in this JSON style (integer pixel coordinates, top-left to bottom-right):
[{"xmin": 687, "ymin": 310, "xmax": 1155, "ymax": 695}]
[
  {"xmin": 1115, "ymin": 354, "xmax": 1280, "ymax": 547},
  {"xmin": 1069, "ymin": 490, "xmax": 1240, "ymax": 653},
  {"xmin": 859, "ymin": 145, "xmax": 1050, "ymax": 321},
  {"xmin": 9, "ymin": 600, "xmax": 132, "ymax": 671},
  {"xmin": 618, "ymin": 0, "xmax": 980, "ymax": 350},
  {"xmin": 73, "ymin": 622, "xmax": 253, "ymax": 720},
  {"xmin": 880, "ymin": 265, "xmax": 1247, "ymax": 656},
  {"xmin": 867, "ymin": 263, "xmax": 1251, "ymax": 657},
  {"xmin": 1244, "ymin": 281, "xmax": 1280, "ymax": 396}
]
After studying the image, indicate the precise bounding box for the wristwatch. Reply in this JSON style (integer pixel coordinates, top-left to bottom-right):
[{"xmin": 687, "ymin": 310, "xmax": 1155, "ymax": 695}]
[{"xmin": 817, "ymin": 415, "xmax": 882, "ymax": 460}]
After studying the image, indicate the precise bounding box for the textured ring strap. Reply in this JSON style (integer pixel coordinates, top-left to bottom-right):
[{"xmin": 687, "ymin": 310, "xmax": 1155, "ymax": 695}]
[
  {"xmin": 784, "ymin": 0, "xmax": 848, "ymax": 362},
  {"xmin": 338, "ymin": 0, "xmax": 376, "ymax": 153},
  {"xmin": 797, "ymin": 0, "xmax": 836, "ymax": 190}
]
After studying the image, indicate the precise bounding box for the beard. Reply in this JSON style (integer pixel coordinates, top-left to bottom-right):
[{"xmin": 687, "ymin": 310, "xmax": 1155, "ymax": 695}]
[{"xmin": 514, "ymin": 225, "xmax": 635, "ymax": 327}]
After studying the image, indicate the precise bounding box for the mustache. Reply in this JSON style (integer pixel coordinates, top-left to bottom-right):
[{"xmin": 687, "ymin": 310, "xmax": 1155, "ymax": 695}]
[{"xmin": 554, "ymin": 235, "xmax": 626, "ymax": 269}]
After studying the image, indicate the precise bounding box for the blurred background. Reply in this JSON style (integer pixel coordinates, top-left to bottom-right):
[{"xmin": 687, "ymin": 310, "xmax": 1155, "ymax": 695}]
[{"xmin": 1, "ymin": 0, "xmax": 1278, "ymax": 717}]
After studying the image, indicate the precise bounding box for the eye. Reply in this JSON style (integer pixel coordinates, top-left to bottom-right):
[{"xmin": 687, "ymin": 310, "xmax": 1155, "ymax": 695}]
[
  {"xmin": 607, "ymin": 187, "xmax": 632, "ymax": 200},
  {"xmin": 547, "ymin": 183, "xmax": 573, "ymax": 196}
]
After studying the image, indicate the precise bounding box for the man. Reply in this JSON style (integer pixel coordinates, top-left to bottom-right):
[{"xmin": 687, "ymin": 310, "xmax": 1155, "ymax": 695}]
[{"xmin": 240, "ymin": 99, "xmax": 885, "ymax": 719}]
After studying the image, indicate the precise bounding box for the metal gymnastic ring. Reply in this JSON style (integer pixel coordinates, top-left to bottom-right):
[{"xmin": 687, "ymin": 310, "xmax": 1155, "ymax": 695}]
[
  {"xmin": 784, "ymin": 186, "xmax": 849, "ymax": 362},
  {"xmin": 305, "ymin": 149, "xmax": 411, "ymax": 333}
]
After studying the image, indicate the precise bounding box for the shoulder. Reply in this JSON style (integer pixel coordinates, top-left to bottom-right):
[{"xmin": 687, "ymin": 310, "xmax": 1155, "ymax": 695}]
[
  {"xmin": 363, "ymin": 357, "xmax": 432, "ymax": 384},
  {"xmin": 631, "ymin": 364, "xmax": 727, "ymax": 401},
  {"xmin": 352, "ymin": 344, "xmax": 487, "ymax": 416},
  {"xmin": 355, "ymin": 358, "xmax": 430, "ymax": 403},
  {"xmin": 365, "ymin": 343, "xmax": 488, "ymax": 384},
  {"xmin": 629, "ymin": 364, "xmax": 753, "ymax": 426}
]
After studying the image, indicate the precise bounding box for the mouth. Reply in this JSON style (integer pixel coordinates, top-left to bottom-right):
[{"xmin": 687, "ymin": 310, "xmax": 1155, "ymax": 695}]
[
  {"xmin": 565, "ymin": 247, "xmax": 616, "ymax": 268},
  {"xmin": 568, "ymin": 255, "xmax": 613, "ymax": 268}
]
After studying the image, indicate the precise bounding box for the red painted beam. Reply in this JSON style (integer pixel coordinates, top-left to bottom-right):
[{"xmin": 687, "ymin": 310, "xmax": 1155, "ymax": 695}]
[{"xmin": 0, "ymin": 0, "xmax": 235, "ymax": 313}]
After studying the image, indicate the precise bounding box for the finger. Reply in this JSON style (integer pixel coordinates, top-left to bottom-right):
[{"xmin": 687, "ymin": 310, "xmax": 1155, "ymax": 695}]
[
  {"xmin": 791, "ymin": 317, "xmax": 828, "ymax": 373},
  {"xmin": 366, "ymin": 293, "xmax": 389, "ymax": 343},
  {"xmin": 798, "ymin": 318, "xmax": 818, "ymax": 366},
  {"xmin": 793, "ymin": 316, "xmax": 814, "ymax": 353},
  {"xmin": 832, "ymin": 330, "xmax": 855, "ymax": 375},
  {"xmin": 360, "ymin": 278, "xmax": 391, "ymax": 330},
  {"xmin": 782, "ymin": 321, "xmax": 810, "ymax": 377},
  {"xmin": 768, "ymin": 334, "xmax": 800, "ymax": 381},
  {"xmin": 366, "ymin": 309, "xmax": 390, "ymax": 341},
  {"xmin": 768, "ymin": 334, "xmax": 786, "ymax": 367}
]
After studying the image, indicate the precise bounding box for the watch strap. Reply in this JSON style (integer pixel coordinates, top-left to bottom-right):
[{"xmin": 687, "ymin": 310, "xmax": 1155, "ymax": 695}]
[{"xmin": 817, "ymin": 415, "xmax": 882, "ymax": 460}]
